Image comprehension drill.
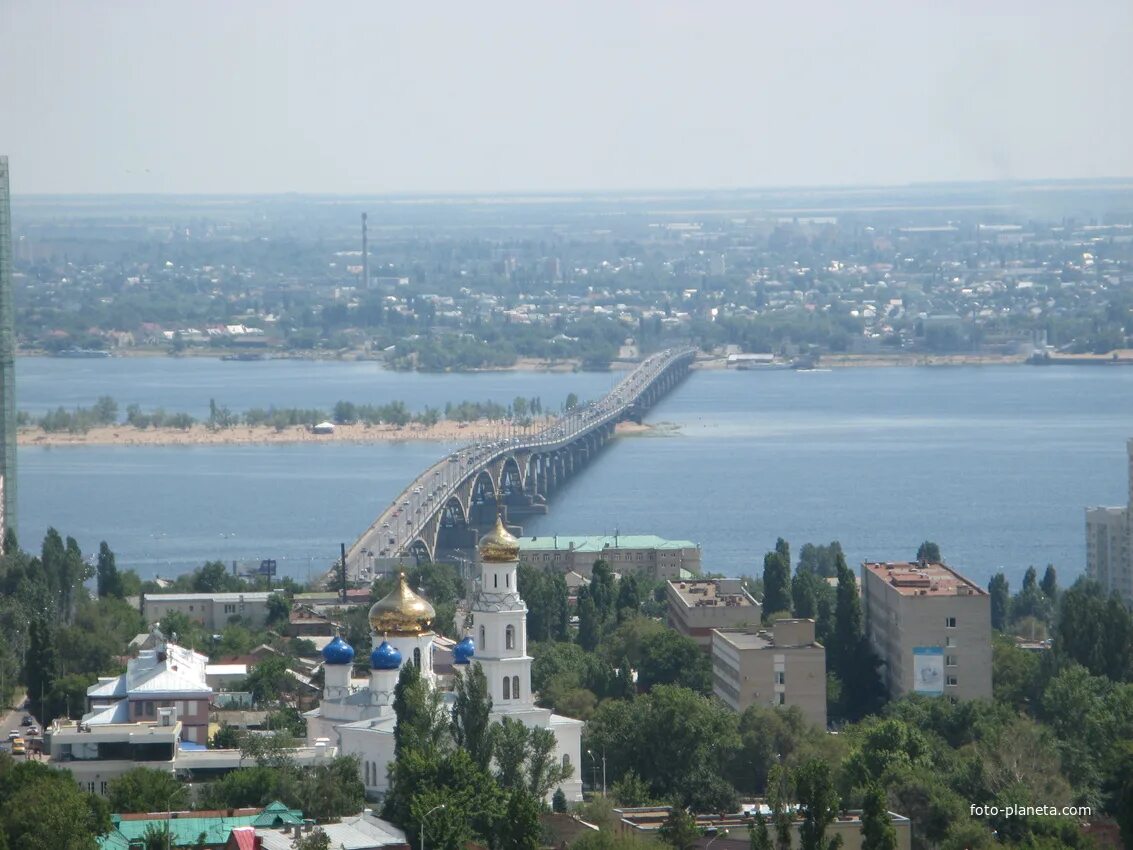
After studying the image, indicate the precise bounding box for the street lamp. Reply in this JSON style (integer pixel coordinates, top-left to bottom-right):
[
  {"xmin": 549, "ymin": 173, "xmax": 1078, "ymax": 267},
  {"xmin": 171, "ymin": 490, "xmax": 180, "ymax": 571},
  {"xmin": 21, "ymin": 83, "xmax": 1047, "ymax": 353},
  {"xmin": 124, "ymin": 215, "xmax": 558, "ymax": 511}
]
[
  {"xmin": 421, "ymin": 803, "xmax": 446, "ymax": 850},
  {"xmin": 586, "ymin": 749, "xmax": 606, "ymax": 795}
]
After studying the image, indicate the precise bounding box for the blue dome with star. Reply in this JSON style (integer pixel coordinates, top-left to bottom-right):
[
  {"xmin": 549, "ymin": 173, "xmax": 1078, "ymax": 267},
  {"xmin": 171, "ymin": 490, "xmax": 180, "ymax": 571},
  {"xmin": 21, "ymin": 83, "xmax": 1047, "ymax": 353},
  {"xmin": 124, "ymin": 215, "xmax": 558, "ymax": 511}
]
[
  {"xmin": 453, "ymin": 636, "xmax": 476, "ymax": 665},
  {"xmin": 371, "ymin": 640, "xmax": 402, "ymax": 671},
  {"xmin": 322, "ymin": 635, "xmax": 355, "ymax": 666}
]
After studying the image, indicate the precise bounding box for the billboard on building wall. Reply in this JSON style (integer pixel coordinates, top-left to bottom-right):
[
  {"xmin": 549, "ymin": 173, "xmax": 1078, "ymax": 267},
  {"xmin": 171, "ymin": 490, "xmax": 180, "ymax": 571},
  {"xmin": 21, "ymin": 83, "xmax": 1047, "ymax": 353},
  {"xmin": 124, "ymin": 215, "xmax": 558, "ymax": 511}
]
[{"xmin": 912, "ymin": 646, "xmax": 944, "ymax": 695}]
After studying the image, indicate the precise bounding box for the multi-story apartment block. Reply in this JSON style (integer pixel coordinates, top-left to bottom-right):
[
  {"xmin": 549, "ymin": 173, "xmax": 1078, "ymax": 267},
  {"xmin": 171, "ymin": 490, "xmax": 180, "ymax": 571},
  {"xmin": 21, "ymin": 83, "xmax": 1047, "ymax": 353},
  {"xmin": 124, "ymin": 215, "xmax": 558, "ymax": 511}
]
[
  {"xmin": 85, "ymin": 639, "xmax": 213, "ymax": 744},
  {"xmin": 1085, "ymin": 438, "xmax": 1133, "ymax": 604},
  {"xmin": 862, "ymin": 561, "xmax": 992, "ymax": 701},
  {"xmin": 519, "ymin": 534, "xmax": 700, "ymax": 580},
  {"xmin": 712, "ymin": 619, "xmax": 827, "ymax": 729},
  {"xmin": 666, "ymin": 578, "xmax": 761, "ymax": 652},
  {"xmin": 142, "ymin": 591, "xmax": 273, "ymax": 630}
]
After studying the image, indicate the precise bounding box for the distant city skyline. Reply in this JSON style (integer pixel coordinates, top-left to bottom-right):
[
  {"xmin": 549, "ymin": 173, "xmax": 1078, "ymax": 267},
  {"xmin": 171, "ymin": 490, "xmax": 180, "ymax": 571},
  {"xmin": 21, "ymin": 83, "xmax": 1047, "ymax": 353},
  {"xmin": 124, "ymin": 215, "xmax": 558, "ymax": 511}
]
[{"xmin": 3, "ymin": 0, "xmax": 1132, "ymax": 195}]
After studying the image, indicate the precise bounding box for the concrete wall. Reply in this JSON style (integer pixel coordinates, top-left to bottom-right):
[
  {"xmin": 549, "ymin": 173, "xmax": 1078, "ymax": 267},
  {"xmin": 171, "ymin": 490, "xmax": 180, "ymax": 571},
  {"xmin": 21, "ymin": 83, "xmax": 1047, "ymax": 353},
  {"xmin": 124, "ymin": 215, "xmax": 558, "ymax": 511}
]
[{"xmin": 711, "ymin": 630, "xmax": 827, "ymax": 729}]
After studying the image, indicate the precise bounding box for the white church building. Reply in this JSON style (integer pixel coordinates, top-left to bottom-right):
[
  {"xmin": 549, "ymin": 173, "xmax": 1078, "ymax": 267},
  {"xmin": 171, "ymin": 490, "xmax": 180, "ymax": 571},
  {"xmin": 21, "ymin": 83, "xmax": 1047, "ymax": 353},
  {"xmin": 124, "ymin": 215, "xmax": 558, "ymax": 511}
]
[{"xmin": 305, "ymin": 515, "xmax": 584, "ymax": 802}]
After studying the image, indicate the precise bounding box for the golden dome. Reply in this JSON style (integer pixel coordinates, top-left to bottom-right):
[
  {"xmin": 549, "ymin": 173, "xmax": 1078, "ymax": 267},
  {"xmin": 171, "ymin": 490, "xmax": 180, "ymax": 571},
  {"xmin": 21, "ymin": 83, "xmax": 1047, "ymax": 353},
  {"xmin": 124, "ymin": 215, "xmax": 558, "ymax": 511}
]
[
  {"xmin": 368, "ymin": 573, "xmax": 436, "ymax": 635},
  {"xmin": 479, "ymin": 514, "xmax": 520, "ymax": 563}
]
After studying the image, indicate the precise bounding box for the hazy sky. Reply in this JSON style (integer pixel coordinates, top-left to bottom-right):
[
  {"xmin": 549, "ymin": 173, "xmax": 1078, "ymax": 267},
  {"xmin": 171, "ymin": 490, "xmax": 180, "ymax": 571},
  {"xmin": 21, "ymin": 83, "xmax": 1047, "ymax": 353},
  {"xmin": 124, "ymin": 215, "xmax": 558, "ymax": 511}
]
[{"xmin": 3, "ymin": 0, "xmax": 1131, "ymax": 195}]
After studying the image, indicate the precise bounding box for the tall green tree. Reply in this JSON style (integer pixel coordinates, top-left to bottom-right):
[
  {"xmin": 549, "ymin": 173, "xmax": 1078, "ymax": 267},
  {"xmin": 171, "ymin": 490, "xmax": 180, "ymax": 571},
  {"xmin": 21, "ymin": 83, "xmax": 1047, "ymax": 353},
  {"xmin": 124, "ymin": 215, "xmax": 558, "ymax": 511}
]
[
  {"xmin": 452, "ymin": 662, "xmax": 494, "ymax": 771},
  {"xmin": 392, "ymin": 662, "xmax": 449, "ymax": 758},
  {"xmin": 576, "ymin": 588, "xmax": 600, "ymax": 652},
  {"xmin": 95, "ymin": 542, "xmax": 123, "ymax": 599},
  {"xmin": 590, "ymin": 560, "xmax": 617, "ymax": 623},
  {"xmin": 859, "ymin": 785, "xmax": 897, "ymax": 850},
  {"xmin": 762, "ymin": 550, "xmax": 791, "ymax": 619},
  {"xmin": 915, "ymin": 541, "xmax": 941, "ymax": 562},
  {"xmin": 1040, "ymin": 565, "xmax": 1058, "ymax": 598},
  {"xmin": 658, "ymin": 808, "xmax": 700, "ymax": 850},
  {"xmin": 794, "ymin": 759, "xmax": 840, "ymax": 850},
  {"xmin": 988, "ymin": 573, "xmax": 1009, "ymax": 632},
  {"xmin": 0, "ymin": 759, "xmax": 111, "ymax": 850},
  {"xmin": 791, "ymin": 571, "xmax": 819, "ymax": 619},
  {"xmin": 637, "ymin": 629, "xmax": 711, "ymax": 694},
  {"xmin": 616, "ymin": 574, "xmax": 641, "ymax": 622},
  {"xmin": 26, "ymin": 617, "xmax": 58, "ymax": 723},
  {"xmin": 497, "ymin": 789, "xmax": 541, "ymax": 850}
]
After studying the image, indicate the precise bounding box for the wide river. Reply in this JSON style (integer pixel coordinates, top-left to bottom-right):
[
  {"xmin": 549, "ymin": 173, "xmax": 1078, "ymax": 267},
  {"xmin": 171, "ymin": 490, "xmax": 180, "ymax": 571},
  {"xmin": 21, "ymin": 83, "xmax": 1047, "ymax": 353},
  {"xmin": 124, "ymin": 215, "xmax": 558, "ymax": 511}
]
[{"xmin": 15, "ymin": 357, "xmax": 1133, "ymax": 589}]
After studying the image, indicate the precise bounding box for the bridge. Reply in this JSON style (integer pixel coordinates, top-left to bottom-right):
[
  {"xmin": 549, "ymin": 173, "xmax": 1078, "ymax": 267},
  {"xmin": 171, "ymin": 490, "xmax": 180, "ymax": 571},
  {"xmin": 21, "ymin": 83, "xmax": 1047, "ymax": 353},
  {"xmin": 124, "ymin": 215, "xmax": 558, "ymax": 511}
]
[{"xmin": 344, "ymin": 346, "xmax": 698, "ymax": 578}]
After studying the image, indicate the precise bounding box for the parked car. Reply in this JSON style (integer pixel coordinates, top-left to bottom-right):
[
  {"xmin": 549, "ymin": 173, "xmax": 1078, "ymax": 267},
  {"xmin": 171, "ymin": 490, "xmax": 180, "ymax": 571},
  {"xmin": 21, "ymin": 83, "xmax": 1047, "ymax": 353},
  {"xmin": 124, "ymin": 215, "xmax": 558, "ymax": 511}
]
[{"xmin": 11, "ymin": 739, "xmax": 25, "ymax": 756}]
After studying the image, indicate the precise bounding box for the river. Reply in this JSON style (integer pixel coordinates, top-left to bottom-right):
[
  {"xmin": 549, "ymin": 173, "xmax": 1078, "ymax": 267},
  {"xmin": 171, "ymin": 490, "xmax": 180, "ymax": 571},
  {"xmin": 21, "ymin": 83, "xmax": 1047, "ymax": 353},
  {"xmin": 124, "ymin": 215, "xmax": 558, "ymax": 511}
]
[{"xmin": 16, "ymin": 357, "xmax": 1133, "ymax": 589}]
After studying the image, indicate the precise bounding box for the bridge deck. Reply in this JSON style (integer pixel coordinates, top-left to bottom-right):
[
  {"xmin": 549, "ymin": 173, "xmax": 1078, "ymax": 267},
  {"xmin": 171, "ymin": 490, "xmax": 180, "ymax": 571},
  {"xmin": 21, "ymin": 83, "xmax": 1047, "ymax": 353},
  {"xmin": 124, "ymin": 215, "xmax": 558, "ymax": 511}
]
[{"xmin": 343, "ymin": 346, "xmax": 697, "ymax": 580}]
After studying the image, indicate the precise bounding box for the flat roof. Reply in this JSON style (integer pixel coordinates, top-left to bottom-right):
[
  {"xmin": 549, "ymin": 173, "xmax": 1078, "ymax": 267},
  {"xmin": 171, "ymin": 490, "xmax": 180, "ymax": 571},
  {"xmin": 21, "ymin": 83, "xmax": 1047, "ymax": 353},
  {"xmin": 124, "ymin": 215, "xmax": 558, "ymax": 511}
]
[
  {"xmin": 667, "ymin": 578, "xmax": 756, "ymax": 608},
  {"xmin": 862, "ymin": 561, "xmax": 987, "ymax": 597},
  {"xmin": 143, "ymin": 592, "xmax": 272, "ymax": 603},
  {"xmin": 518, "ymin": 534, "xmax": 697, "ymax": 552}
]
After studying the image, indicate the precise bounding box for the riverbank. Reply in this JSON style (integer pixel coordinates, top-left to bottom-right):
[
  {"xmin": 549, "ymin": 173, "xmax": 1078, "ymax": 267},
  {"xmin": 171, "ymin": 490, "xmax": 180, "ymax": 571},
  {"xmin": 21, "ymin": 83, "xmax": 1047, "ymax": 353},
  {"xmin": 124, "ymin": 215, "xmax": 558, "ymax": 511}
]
[{"xmin": 16, "ymin": 418, "xmax": 667, "ymax": 447}]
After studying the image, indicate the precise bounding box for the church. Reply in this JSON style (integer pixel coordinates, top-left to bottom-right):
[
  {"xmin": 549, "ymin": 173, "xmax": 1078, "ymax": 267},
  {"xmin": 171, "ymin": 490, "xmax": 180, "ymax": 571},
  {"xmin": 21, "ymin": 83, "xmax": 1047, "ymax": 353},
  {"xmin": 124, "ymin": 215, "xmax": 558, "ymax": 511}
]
[{"xmin": 305, "ymin": 514, "xmax": 584, "ymax": 802}]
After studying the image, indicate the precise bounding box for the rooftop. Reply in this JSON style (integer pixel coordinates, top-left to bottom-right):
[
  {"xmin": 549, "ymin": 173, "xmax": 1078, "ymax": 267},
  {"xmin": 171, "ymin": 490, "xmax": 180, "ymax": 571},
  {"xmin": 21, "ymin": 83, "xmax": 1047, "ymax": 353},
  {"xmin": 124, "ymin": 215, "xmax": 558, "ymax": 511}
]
[
  {"xmin": 863, "ymin": 561, "xmax": 987, "ymax": 597},
  {"xmin": 668, "ymin": 578, "xmax": 756, "ymax": 609},
  {"xmin": 518, "ymin": 534, "xmax": 698, "ymax": 552},
  {"xmin": 142, "ymin": 591, "xmax": 273, "ymax": 603}
]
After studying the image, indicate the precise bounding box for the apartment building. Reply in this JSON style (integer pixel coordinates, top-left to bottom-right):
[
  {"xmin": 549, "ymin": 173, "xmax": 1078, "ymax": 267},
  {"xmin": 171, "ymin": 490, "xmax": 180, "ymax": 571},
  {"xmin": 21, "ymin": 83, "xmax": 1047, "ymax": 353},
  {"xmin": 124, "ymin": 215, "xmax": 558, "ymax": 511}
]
[
  {"xmin": 142, "ymin": 591, "xmax": 273, "ymax": 630},
  {"xmin": 85, "ymin": 640, "xmax": 213, "ymax": 744},
  {"xmin": 666, "ymin": 578, "xmax": 761, "ymax": 652},
  {"xmin": 1085, "ymin": 438, "xmax": 1133, "ymax": 604},
  {"xmin": 518, "ymin": 534, "xmax": 700, "ymax": 580},
  {"xmin": 712, "ymin": 619, "xmax": 827, "ymax": 729},
  {"xmin": 862, "ymin": 561, "xmax": 992, "ymax": 701}
]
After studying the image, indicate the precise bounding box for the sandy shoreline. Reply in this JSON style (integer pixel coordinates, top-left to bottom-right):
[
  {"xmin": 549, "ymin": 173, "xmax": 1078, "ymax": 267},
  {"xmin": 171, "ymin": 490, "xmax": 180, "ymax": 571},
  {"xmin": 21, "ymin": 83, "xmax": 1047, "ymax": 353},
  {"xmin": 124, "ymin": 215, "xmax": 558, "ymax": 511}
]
[{"xmin": 18, "ymin": 418, "xmax": 663, "ymax": 448}]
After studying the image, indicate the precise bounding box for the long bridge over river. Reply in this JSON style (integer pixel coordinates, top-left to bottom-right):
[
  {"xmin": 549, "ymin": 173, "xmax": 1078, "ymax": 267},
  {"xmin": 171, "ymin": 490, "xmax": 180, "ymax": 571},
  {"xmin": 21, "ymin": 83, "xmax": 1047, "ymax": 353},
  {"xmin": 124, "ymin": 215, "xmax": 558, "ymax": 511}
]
[{"xmin": 344, "ymin": 346, "xmax": 697, "ymax": 580}]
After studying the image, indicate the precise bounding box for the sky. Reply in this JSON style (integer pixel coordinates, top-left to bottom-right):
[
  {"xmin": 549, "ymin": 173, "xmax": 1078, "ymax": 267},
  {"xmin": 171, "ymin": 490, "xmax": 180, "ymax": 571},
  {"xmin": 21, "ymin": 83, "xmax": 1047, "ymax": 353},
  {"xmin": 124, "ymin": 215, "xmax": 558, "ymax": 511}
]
[{"xmin": 2, "ymin": 0, "xmax": 1132, "ymax": 195}]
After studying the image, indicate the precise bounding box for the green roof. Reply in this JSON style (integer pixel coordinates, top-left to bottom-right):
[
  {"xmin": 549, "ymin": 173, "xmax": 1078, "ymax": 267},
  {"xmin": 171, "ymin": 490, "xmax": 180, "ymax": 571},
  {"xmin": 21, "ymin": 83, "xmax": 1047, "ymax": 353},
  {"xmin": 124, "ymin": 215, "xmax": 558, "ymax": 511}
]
[
  {"xmin": 100, "ymin": 801, "xmax": 304, "ymax": 849},
  {"xmin": 517, "ymin": 535, "xmax": 697, "ymax": 552}
]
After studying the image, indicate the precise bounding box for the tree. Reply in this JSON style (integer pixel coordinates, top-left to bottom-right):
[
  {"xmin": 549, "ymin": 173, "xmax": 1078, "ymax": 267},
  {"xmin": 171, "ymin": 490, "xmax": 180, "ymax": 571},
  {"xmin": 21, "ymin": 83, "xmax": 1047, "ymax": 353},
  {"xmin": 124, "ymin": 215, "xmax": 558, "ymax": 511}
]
[
  {"xmin": 452, "ymin": 662, "xmax": 494, "ymax": 771},
  {"xmin": 95, "ymin": 542, "xmax": 123, "ymax": 599},
  {"xmin": 658, "ymin": 808, "xmax": 701, "ymax": 850},
  {"xmin": 576, "ymin": 589, "xmax": 600, "ymax": 652},
  {"xmin": 762, "ymin": 549, "xmax": 791, "ymax": 620},
  {"xmin": 26, "ymin": 617, "xmax": 58, "ymax": 724},
  {"xmin": 637, "ymin": 629, "xmax": 711, "ymax": 694},
  {"xmin": 616, "ymin": 574, "xmax": 641, "ymax": 622},
  {"xmin": 107, "ymin": 767, "xmax": 188, "ymax": 813},
  {"xmin": 791, "ymin": 572, "xmax": 819, "ymax": 620},
  {"xmin": 0, "ymin": 759, "xmax": 111, "ymax": 850},
  {"xmin": 915, "ymin": 541, "xmax": 941, "ymax": 563},
  {"xmin": 1040, "ymin": 565, "xmax": 1058, "ymax": 598},
  {"xmin": 749, "ymin": 813, "xmax": 773, "ymax": 850},
  {"xmin": 794, "ymin": 759, "xmax": 841, "ymax": 850},
  {"xmin": 242, "ymin": 657, "xmax": 298, "ymax": 706},
  {"xmin": 497, "ymin": 789, "xmax": 541, "ymax": 850},
  {"xmin": 767, "ymin": 763, "xmax": 794, "ymax": 850},
  {"xmin": 552, "ymin": 787, "xmax": 568, "ymax": 813},
  {"xmin": 266, "ymin": 593, "xmax": 291, "ymax": 627},
  {"xmin": 988, "ymin": 573, "xmax": 1009, "ymax": 632},
  {"xmin": 859, "ymin": 785, "xmax": 897, "ymax": 850},
  {"xmin": 392, "ymin": 662, "xmax": 449, "ymax": 759},
  {"xmin": 294, "ymin": 829, "xmax": 331, "ymax": 850},
  {"xmin": 590, "ymin": 560, "xmax": 617, "ymax": 623}
]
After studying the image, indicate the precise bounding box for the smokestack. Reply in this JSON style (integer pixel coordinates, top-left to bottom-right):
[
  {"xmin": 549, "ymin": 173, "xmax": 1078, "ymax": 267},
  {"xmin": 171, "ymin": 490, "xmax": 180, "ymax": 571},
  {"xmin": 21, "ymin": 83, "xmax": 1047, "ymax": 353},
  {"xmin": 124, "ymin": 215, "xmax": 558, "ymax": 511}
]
[{"xmin": 361, "ymin": 212, "xmax": 369, "ymax": 289}]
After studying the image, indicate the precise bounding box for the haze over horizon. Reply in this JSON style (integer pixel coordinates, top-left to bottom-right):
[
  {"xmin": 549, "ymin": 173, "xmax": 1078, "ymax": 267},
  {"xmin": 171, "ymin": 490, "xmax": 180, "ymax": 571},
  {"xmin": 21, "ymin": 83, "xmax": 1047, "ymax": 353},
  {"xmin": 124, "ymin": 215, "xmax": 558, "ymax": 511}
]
[{"xmin": 3, "ymin": 0, "xmax": 1132, "ymax": 196}]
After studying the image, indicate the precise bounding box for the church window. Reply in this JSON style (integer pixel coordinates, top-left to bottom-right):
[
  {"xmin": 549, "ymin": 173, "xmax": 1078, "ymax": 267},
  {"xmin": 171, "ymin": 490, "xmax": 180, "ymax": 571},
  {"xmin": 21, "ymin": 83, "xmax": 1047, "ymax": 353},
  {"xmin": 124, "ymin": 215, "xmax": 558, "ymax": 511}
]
[
  {"xmin": 503, "ymin": 677, "xmax": 511, "ymax": 699},
  {"xmin": 365, "ymin": 761, "xmax": 371, "ymax": 785},
  {"xmin": 494, "ymin": 574, "xmax": 498, "ymax": 588},
  {"xmin": 480, "ymin": 625, "xmax": 486, "ymax": 648},
  {"xmin": 506, "ymin": 572, "xmax": 510, "ymax": 588},
  {"xmin": 413, "ymin": 648, "xmax": 421, "ymax": 668},
  {"xmin": 512, "ymin": 676, "xmax": 520, "ymax": 698},
  {"xmin": 505, "ymin": 625, "xmax": 515, "ymax": 650},
  {"xmin": 563, "ymin": 754, "xmax": 570, "ymax": 769}
]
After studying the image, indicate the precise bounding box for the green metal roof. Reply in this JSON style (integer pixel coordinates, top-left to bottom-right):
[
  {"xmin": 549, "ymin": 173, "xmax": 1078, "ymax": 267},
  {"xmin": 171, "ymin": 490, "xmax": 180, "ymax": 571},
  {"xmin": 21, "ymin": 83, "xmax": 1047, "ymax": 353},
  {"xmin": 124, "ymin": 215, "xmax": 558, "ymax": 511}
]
[
  {"xmin": 100, "ymin": 801, "xmax": 304, "ymax": 849},
  {"xmin": 517, "ymin": 535, "xmax": 698, "ymax": 552}
]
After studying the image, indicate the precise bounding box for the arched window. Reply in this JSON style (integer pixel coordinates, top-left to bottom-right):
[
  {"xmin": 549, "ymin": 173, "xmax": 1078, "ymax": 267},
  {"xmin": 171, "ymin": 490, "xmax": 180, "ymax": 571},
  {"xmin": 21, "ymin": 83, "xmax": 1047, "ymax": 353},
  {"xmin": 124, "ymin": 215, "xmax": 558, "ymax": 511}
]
[
  {"xmin": 503, "ymin": 677, "xmax": 511, "ymax": 700},
  {"xmin": 562, "ymin": 754, "xmax": 570, "ymax": 769},
  {"xmin": 479, "ymin": 625, "xmax": 486, "ymax": 649},
  {"xmin": 365, "ymin": 760, "xmax": 371, "ymax": 785},
  {"xmin": 512, "ymin": 675, "xmax": 520, "ymax": 699},
  {"xmin": 413, "ymin": 647, "xmax": 421, "ymax": 669},
  {"xmin": 494, "ymin": 573, "xmax": 498, "ymax": 588},
  {"xmin": 506, "ymin": 572, "xmax": 510, "ymax": 588},
  {"xmin": 505, "ymin": 625, "xmax": 515, "ymax": 650}
]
